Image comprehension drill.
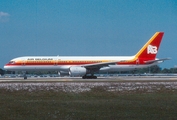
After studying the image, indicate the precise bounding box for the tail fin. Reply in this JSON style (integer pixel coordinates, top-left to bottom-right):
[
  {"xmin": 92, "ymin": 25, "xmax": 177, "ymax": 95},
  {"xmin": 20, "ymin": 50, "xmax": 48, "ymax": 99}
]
[{"xmin": 135, "ymin": 32, "xmax": 164, "ymax": 62}]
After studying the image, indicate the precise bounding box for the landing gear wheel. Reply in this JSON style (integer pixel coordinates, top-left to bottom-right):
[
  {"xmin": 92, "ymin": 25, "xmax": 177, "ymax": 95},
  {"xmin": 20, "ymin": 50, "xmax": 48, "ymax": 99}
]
[
  {"xmin": 93, "ymin": 76, "xmax": 97, "ymax": 79},
  {"xmin": 24, "ymin": 76, "xmax": 27, "ymax": 79},
  {"xmin": 82, "ymin": 76, "xmax": 86, "ymax": 79},
  {"xmin": 82, "ymin": 75, "xmax": 97, "ymax": 79}
]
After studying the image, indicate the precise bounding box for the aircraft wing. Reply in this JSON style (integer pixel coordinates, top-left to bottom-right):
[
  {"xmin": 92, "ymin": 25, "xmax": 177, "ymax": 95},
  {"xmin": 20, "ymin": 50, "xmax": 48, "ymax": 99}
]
[
  {"xmin": 80, "ymin": 61, "xmax": 120, "ymax": 69},
  {"xmin": 144, "ymin": 58, "xmax": 171, "ymax": 64}
]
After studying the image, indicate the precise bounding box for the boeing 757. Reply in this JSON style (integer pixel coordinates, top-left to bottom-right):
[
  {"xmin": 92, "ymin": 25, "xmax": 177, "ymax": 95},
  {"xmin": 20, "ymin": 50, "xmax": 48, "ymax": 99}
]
[{"xmin": 4, "ymin": 32, "xmax": 169, "ymax": 79}]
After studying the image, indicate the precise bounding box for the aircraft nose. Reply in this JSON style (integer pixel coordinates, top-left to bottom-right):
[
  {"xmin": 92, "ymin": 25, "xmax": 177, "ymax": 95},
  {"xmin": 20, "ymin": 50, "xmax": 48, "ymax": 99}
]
[{"xmin": 4, "ymin": 64, "xmax": 9, "ymax": 70}]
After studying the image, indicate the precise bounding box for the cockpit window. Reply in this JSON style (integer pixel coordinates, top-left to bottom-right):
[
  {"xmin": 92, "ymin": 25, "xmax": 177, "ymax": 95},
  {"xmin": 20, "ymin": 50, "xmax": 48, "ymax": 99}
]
[{"xmin": 9, "ymin": 61, "xmax": 15, "ymax": 64}]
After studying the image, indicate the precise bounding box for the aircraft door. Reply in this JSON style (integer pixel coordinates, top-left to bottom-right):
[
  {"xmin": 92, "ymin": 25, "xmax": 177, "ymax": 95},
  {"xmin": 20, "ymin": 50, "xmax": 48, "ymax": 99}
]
[
  {"xmin": 54, "ymin": 59, "xmax": 58, "ymax": 66},
  {"xmin": 21, "ymin": 59, "xmax": 26, "ymax": 66}
]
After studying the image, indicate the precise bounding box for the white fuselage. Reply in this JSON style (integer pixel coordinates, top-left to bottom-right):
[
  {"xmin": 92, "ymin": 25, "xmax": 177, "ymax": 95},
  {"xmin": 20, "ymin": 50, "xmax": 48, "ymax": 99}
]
[{"xmin": 4, "ymin": 56, "xmax": 160, "ymax": 72}]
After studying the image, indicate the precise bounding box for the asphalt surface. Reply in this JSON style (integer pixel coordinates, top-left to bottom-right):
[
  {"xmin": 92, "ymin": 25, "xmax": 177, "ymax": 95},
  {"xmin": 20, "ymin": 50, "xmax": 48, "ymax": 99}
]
[{"xmin": 0, "ymin": 76, "xmax": 177, "ymax": 82}]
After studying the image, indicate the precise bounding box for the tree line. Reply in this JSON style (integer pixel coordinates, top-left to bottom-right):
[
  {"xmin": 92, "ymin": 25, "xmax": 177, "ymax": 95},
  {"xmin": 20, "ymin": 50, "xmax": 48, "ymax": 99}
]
[{"xmin": 133, "ymin": 65, "xmax": 177, "ymax": 74}]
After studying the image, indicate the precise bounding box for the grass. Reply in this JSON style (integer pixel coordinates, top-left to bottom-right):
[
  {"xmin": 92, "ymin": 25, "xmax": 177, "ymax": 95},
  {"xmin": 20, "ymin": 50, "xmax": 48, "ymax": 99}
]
[{"xmin": 0, "ymin": 86, "xmax": 177, "ymax": 120}]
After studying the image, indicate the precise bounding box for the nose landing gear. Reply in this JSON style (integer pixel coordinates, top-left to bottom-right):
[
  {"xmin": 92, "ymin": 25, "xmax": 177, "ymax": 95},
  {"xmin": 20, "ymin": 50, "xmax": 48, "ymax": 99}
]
[{"xmin": 22, "ymin": 71, "xmax": 27, "ymax": 79}]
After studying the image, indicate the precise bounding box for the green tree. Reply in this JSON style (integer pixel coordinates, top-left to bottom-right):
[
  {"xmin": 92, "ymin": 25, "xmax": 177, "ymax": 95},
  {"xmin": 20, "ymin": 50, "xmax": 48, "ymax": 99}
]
[
  {"xmin": 135, "ymin": 65, "xmax": 161, "ymax": 74},
  {"xmin": 150, "ymin": 65, "xmax": 161, "ymax": 73},
  {"xmin": 0, "ymin": 68, "xmax": 5, "ymax": 75},
  {"xmin": 161, "ymin": 68, "xmax": 170, "ymax": 73}
]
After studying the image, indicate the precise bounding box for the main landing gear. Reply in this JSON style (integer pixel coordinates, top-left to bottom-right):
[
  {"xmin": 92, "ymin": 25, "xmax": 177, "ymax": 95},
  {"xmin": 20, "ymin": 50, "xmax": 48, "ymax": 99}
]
[{"xmin": 82, "ymin": 75, "xmax": 97, "ymax": 79}]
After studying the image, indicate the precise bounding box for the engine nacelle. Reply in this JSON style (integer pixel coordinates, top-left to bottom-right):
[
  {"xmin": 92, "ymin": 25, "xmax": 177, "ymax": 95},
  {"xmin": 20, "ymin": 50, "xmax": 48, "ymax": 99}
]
[{"xmin": 69, "ymin": 66, "xmax": 87, "ymax": 76}]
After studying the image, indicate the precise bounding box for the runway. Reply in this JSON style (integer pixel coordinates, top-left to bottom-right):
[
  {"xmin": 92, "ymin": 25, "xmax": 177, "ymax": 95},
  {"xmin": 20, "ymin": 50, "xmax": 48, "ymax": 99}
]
[{"xmin": 0, "ymin": 76, "xmax": 177, "ymax": 82}]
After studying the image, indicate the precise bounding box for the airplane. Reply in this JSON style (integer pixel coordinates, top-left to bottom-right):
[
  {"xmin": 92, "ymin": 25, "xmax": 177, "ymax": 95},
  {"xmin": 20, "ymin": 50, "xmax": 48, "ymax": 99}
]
[{"xmin": 4, "ymin": 32, "xmax": 170, "ymax": 79}]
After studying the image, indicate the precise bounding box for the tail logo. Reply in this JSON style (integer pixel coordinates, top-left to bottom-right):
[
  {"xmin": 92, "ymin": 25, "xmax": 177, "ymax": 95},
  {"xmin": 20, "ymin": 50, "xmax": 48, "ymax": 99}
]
[{"xmin": 147, "ymin": 45, "xmax": 157, "ymax": 54}]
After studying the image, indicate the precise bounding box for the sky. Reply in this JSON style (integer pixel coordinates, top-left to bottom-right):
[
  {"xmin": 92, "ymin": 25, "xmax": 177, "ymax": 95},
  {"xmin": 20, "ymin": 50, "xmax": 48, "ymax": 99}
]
[{"xmin": 0, "ymin": 0, "xmax": 177, "ymax": 69}]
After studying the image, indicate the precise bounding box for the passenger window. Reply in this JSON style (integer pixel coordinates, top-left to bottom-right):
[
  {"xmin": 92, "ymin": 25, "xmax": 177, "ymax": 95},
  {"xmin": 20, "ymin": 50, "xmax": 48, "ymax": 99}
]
[{"xmin": 9, "ymin": 61, "xmax": 15, "ymax": 64}]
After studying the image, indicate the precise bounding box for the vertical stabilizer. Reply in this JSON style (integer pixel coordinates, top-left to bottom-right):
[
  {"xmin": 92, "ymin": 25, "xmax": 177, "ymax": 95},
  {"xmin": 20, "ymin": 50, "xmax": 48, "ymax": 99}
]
[{"xmin": 135, "ymin": 32, "xmax": 164, "ymax": 62}]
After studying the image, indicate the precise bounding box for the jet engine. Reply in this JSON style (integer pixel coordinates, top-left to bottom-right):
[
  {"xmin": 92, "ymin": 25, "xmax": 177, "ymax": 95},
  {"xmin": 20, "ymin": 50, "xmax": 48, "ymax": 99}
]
[{"xmin": 69, "ymin": 66, "xmax": 87, "ymax": 76}]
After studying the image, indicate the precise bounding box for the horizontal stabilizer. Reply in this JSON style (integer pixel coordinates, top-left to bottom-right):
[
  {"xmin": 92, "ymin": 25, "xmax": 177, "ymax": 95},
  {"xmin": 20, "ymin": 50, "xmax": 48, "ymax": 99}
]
[{"xmin": 144, "ymin": 58, "xmax": 171, "ymax": 64}]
